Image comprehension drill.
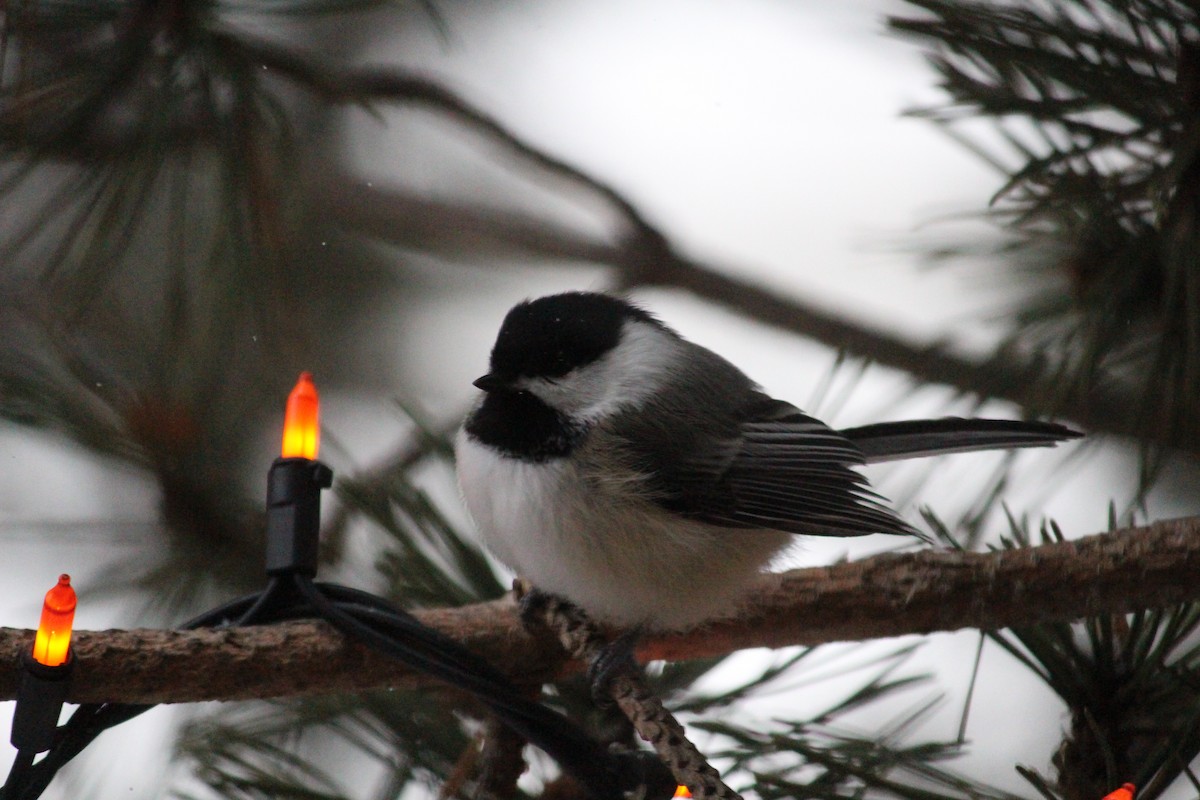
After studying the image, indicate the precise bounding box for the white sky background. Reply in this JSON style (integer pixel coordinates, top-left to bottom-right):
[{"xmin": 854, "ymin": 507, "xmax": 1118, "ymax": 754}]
[{"xmin": 0, "ymin": 1, "xmax": 1188, "ymax": 798}]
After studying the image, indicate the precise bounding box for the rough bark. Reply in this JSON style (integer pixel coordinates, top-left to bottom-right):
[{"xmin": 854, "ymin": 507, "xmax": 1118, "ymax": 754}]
[{"xmin": 1, "ymin": 516, "xmax": 1196, "ymax": 705}]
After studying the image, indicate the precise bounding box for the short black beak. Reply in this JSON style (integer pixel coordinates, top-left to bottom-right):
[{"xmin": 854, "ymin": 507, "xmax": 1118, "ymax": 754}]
[{"xmin": 472, "ymin": 372, "xmax": 509, "ymax": 392}]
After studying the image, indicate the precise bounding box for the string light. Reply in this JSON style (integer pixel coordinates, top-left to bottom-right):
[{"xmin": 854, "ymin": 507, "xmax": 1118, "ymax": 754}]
[
  {"xmin": 267, "ymin": 372, "xmax": 333, "ymax": 577},
  {"xmin": 1102, "ymin": 784, "xmax": 1136, "ymax": 800},
  {"xmin": 281, "ymin": 372, "xmax": 320, "ymax": 459},
  {"xmin": 32, "ymin": 575, "xmax": 76, "ymax": 667},
  {"xmin": 10, "ymin": 575, "xmax": 77, "ymax": 762}
]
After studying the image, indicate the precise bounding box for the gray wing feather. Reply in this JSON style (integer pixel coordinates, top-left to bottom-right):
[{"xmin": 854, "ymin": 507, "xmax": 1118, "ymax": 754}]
[{"xmin": 605, "ymin": 344, "xmax": 913, "ymax": 538}]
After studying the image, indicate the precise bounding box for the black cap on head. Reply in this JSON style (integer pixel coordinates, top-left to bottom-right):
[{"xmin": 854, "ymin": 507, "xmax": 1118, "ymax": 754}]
[{"xmin": 488, "ymin": 292, "xmax": 661, "ymax": 380}]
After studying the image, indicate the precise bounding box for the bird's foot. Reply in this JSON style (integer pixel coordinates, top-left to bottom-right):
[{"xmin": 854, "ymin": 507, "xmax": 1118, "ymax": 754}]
[
  {"xmin": 514, "ymin": 580, "xmax": 552, "ymax": 630},
  {"xmin": 514, "ymin": 581, "xmax": 600, "ymax": 646},
  {"xmin": 511, "ymin": 581, "xmax": 644, "ymax": 706},
  {"xmin": 587, "ymin": 628, "xmax": 643, "ymax": 705}
]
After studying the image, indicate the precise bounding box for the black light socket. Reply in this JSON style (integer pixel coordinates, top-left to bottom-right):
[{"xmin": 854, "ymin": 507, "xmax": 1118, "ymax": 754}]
[
  {"xmin": 265, "ymin": 457, "xmax": 333, "ymax": 576},
  {"xmin": 11, "ymin": 650, "xmax": 74, "ymax": 754}
]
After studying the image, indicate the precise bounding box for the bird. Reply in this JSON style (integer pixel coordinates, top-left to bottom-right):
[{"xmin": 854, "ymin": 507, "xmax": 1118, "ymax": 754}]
[{"xmin": 455, "ymin": 291, "xmax": 1081, "ymax": 633}]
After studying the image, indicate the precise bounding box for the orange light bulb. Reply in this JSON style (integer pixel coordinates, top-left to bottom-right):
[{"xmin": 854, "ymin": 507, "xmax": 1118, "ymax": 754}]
[
  {"xmin": 281, "ymin": 372, "xmax": 320, "ymax": 459},
  {"xmin": 1102, "ymin": 784, "xmax": 1135, "ymax": 800},
  {"xmin": 673, "ymin": 787, "xmax": 692, "ymax": 799},
  {"xmin": 32, "ymin": 574, "xmax": 76, "ymax": 667}
]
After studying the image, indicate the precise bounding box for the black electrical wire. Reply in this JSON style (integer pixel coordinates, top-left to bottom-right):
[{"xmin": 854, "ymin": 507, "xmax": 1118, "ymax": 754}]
[
  {"xmin": 1, "ymin": 573, "xmax": 673, "ymax": 800},
  {"xmin": 0, "ymin": 585, "xmax": 285, "ymax": 800},
  {"xmin": 0, "ymin": 754, "xmax": 32, "ymax": 800},
  {"xmin": 292, "ymin": 577, "xmax": 673, "ymax": 797}
]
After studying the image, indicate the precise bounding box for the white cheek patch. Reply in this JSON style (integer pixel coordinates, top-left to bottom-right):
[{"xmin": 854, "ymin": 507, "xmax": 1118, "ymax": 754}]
[{"xmin": 524, "ymin": 321, "xmax": 679, "ymax": 420}]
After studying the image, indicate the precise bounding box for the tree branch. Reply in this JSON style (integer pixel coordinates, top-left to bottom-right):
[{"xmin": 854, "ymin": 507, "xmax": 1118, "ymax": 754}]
[{"xmin": 1, "ymin": 516, "xmax": 1196, "ymax": 705}]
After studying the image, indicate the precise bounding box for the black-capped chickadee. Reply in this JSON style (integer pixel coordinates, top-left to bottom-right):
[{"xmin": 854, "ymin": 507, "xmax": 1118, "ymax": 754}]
[{"xmin": 456, "ymin": 292, "xmax": 1080, "ymax": 632}]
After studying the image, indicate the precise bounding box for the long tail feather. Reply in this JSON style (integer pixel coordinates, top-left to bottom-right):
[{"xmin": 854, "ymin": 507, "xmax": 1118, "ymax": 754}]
[{"xmin": 840, "ymin": 418, "xmax": 1082, "ymax": 464}]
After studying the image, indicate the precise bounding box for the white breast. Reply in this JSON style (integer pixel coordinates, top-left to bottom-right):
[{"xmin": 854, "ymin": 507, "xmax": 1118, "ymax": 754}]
[{"xmin": 455, "ymin": 428, "xmax": 792, "ymax": 630}]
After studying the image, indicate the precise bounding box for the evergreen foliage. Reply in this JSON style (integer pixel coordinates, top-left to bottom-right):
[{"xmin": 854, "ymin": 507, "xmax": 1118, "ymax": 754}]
[
  {"xmin": 1, "ymin": 1, "xmax": 1198, "ymax": 799},
  {"xmin": 892, "ymin": 0, "xmax": 1200, "ymax": 465}
]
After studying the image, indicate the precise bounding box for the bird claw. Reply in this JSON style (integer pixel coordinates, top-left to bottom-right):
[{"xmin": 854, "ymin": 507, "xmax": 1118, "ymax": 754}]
[
  {"xmin": 512, "ymin": 582, "xmax": 644, "ymax": 706},
  {"xmin": 588, "ymin": 629, "xmax": 643, "ymax": 704}
]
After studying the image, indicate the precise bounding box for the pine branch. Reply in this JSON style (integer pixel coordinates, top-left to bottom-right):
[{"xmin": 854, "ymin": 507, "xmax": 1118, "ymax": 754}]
[
  {"xmin": 886, "ymin": 0, "xmax": 1200, "ymax": 463},
  {"xmin": 1, "ymin": 516, "xmax": 1197, "ymax": 705}
]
